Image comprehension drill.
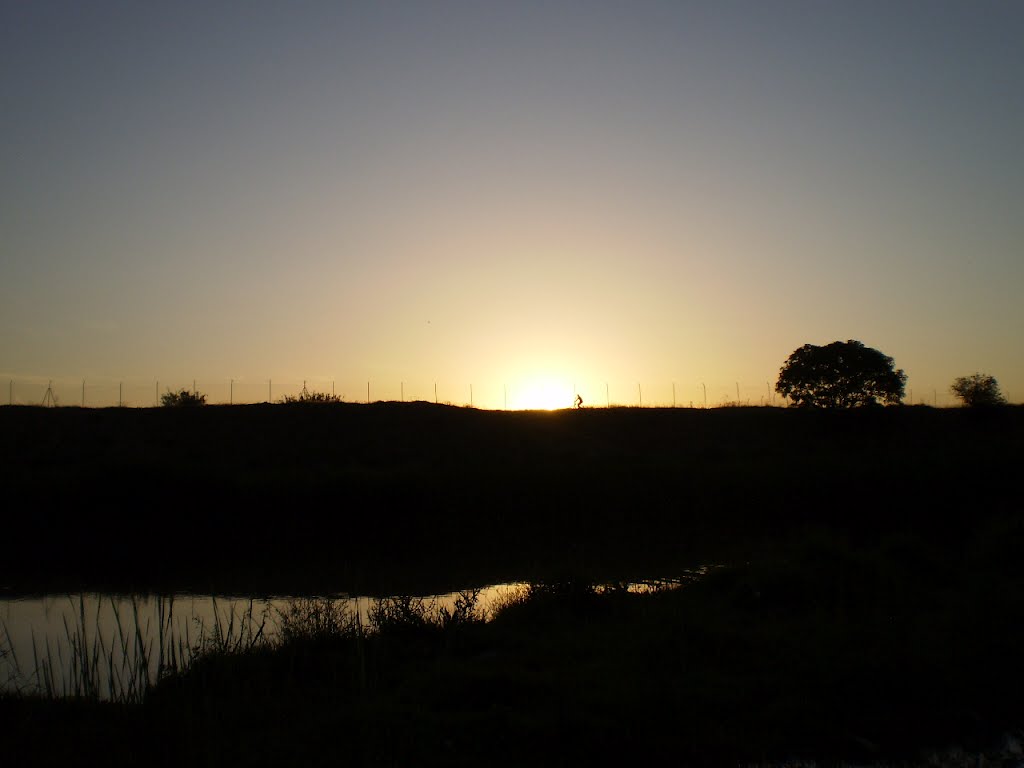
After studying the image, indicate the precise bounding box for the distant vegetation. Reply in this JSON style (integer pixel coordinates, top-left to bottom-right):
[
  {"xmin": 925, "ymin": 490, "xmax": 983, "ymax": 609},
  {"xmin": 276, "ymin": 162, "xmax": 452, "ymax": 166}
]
[
  {"xmin": 160, "ymin": 388, "xmax": 206, "ymax": 407},
  {"xmin": 281, "ymin": 385, "xmax": 342, "ymax": 404},
  {"xmin": 951, "ymin": 372, "xmax": 1006, "ymax": 407},
  {"xmin": 775, "ymin": 339, "xmax": 907, "ymax": 408}
]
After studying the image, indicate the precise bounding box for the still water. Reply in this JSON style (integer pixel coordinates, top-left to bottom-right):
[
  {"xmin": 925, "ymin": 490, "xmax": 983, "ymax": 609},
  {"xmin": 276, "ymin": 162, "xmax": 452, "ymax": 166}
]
[{"xmin": 0, "ymin": 585, "xmax": 528, "ymax": 701}]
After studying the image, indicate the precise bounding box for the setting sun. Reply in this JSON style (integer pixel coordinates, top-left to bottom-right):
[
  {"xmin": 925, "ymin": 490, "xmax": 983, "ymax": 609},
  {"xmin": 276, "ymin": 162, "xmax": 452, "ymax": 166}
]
[{"xmin": 512, "ymin": 377, "xmax": 575, "ymax": 411}]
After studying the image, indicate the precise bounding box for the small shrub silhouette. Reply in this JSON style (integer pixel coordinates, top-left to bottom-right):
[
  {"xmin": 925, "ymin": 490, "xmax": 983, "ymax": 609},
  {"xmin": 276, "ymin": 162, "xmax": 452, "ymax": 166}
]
[
  {"xmin": 160, "ymin": 388, "xmax": 206, "ymax": 407},
  {"xmin": 951, "ymin": 373, "xmax": 1006, "ymax": 407},
  {"xmin": 282, "ymin": 385, "xmax": 342, "ymax": 404}
]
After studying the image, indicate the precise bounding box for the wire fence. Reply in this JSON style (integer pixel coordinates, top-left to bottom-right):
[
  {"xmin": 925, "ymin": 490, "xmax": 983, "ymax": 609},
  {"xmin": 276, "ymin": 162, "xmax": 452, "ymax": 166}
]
[{"xmin": 0, "ymin": 376, "xmax": 971, "ymax": 410}]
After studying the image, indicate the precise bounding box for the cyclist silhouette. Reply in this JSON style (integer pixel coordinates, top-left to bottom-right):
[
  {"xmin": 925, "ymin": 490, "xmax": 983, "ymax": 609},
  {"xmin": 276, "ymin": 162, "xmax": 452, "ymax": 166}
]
[{"xmin": 574, "ymin": 394, "xmax": 583, "ymax": 409}]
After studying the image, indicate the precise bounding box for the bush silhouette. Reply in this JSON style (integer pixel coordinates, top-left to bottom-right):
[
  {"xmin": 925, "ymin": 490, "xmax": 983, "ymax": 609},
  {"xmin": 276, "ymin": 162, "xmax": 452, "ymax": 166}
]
[
  {"xmin": 281, "ymin": 385, "xmax": 342, "ymax": 404},
  {"xmin": 951, "ymin": 373, "xmax": 1006, "ymax": 407},
  {"xmin": 160, "ymin": 388, "xmax": 207, "ymax": 407},
  {"xmin": 775, "ymin": 340, "xmax": 906, "ymax": 408}
]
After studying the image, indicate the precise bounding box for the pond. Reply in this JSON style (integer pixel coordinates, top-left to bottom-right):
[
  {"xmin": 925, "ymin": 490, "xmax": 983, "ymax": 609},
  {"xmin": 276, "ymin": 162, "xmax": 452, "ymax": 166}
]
[
  {"xmin": 0, "ymin": 585, "xmax": 530, "ymax": 701},
  {"xmin": 2, "ymin": 577, "xmax": 694, "ymax": 702}
]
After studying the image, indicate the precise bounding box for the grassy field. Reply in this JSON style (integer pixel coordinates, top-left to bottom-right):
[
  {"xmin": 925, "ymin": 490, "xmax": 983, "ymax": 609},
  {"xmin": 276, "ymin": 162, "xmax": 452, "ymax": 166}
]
[{"xmin": 2, "ymin": 403, "xmax": 1023, "ymax": 764}]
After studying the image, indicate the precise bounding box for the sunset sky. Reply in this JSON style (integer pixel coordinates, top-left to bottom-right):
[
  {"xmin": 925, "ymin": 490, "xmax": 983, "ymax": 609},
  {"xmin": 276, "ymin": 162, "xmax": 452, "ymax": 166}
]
[{"xmin": 3, "ymin": 1, "xmax": 1022, "ymax": 409}]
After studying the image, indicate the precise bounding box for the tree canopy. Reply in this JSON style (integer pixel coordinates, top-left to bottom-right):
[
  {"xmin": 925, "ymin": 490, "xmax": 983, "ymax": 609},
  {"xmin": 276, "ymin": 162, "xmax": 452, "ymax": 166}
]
[
  {"xmin": 775, "ymin": 340, "xmax": 906, "ymax": 408},
  {"xmin": 950, "ymin": 373, "xmax": 1006, "ymax": 407}
]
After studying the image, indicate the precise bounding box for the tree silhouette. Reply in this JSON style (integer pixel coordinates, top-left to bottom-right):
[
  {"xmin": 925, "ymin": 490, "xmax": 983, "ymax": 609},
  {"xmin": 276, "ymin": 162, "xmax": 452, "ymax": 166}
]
[
  {"xmin": 950, "ymin": 373, "xmax": 1006, "ymax": 407},
  {"xmin": 775, "ymin": 340, "xmax": 906, "ymax": 408}
]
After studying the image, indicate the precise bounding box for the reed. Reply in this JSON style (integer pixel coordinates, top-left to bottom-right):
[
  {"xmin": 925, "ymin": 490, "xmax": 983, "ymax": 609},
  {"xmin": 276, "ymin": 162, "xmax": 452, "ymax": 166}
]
[
  {"xmin": 1, "ymin": 594, "xmax": 271, "ymax": 704},
  {"xmin": 192, "ymin": 597, "xmax": 269, "ymax": 656}
]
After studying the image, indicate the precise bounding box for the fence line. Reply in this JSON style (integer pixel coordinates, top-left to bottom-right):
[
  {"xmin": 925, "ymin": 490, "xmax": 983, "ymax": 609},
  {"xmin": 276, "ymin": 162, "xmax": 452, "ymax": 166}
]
[{"xmin": 1, "ymin": 376, "xmax": 969, "ymax": 410}]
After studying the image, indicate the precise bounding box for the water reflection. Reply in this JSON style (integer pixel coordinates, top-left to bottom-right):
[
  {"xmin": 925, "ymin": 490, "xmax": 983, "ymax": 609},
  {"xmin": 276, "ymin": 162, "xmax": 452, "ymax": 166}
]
[
  {"xmin": 1, "ymin": 580, "xmax": 687, "ymax": 701},
  {"xmin": 0, "ymin": 585, "xmax": 528, "ymax": 701}
]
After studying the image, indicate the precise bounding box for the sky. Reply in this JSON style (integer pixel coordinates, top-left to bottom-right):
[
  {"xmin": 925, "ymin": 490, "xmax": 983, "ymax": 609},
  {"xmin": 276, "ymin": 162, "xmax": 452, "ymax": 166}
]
[{"xmin": 2, "ymin": 1, "xmax": 1022, "ymax": 409}]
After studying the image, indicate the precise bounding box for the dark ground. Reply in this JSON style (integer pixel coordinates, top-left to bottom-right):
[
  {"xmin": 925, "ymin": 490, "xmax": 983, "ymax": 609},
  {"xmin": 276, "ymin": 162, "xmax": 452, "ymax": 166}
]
[
  {"xmin": 2, "ymin": 403, "xmax": 1023, "ymax": 765},
  {"xmin": 2, "ymin": 402, "xmax": 1019, "ymax": 594}
]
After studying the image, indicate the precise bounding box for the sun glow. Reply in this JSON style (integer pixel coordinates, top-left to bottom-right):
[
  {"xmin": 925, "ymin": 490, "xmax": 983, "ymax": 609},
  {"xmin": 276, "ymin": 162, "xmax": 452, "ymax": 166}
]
[{"xmin": 511, "ymin": 377, "xmax": 575, "ymax": 411}]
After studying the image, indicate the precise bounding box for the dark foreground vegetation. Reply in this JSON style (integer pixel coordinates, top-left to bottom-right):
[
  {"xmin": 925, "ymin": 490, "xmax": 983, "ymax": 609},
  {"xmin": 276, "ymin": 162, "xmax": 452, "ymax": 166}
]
[
  {"xmin": 2, "ymin": 403, "xmax": 1023, "ymax": 764},
  {"xmin": 4, "ymin": 565, "xmax": 1024, "ymax": 766}
]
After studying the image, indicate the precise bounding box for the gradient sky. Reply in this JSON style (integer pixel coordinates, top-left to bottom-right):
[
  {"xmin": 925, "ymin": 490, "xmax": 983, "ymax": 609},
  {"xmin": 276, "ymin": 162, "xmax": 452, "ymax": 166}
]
[{"xmin": 3, "ymin": 1, "xmax": 1022, "ymax": 408}]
